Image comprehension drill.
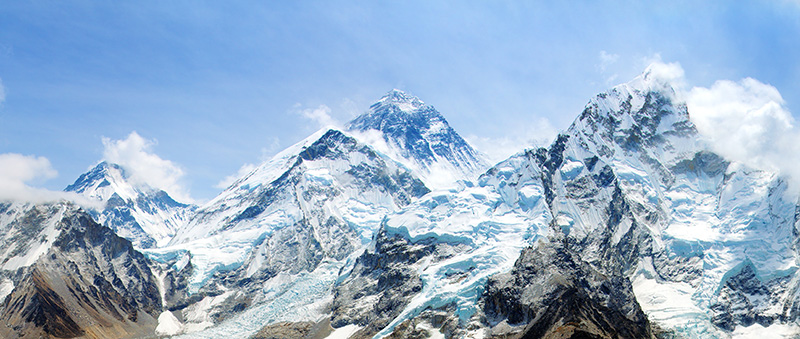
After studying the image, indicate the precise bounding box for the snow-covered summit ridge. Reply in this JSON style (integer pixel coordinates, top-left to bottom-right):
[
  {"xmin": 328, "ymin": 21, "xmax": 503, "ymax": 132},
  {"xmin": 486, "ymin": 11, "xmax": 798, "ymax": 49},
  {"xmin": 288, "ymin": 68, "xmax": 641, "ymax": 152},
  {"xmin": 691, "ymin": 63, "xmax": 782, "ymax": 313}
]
[
  {"xmin": 626, "ymin": 61, "xmax": 685, "ymax": 101},
  {"xmin": 348, "ymin": 89, "xmax": 490, "ymax": 188},
  {"xmin": 372, "ymin": 88, "xmax": 426, "ymax": 112},
  {"xmin": 566, "ymin": 63, "xmax": 699, "ymax": 169},
  {"xmin": 65, "ymin": 161, "xmax": 194, "ymax": 249}
]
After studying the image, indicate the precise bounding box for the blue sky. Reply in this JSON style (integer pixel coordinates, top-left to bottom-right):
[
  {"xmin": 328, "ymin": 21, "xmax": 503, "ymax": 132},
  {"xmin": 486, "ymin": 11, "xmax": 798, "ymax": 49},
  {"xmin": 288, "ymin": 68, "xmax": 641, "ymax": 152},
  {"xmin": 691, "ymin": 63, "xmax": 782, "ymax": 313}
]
[{"xmin": 0, "ymin": 1, "xmax": 798, "ymax": 201}]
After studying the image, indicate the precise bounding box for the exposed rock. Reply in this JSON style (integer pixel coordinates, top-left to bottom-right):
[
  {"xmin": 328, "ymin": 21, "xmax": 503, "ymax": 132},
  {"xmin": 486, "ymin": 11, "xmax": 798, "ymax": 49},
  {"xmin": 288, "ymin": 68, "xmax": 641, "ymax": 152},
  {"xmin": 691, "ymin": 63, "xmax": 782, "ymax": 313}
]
[
  {"xmin": 482, "ymin": 238, "xmax": 653, "ymax": 339},
  {"xmin": 331, "ymin": 227, "xmax": 468, "ymax": 339},
  {"xmin": 0, "ymin": 206, "xmax": 161, "ymax": 339}
]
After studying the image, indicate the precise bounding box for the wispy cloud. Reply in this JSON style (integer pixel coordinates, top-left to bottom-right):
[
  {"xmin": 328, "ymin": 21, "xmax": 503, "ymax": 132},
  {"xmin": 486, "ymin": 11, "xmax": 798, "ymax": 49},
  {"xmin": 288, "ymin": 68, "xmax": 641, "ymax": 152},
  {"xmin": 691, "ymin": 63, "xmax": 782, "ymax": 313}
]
[
  {"xmin": 214, "ymin": 136, "xmax": 280, "ymax": 189},
  {"xmin": 215, "ymin": 163, "xmax": 258, "ymax": 189},
  {"xmin": 597, "ymin": 50, "xmax": 619, "ymax": 73},
  {"xmin": 465, "ymin": 117, "xmax": 558, "ymax": 163},
  {"xmin": 297, "ymin": 104, "xmax": 340, "ymax": 129},
  {"xmin": 596, "ymin": 50, "xmax": 620, "ymax": 84},
  {"xmin": 102, "ymin": 131, "xmax": 194, "ymax": 203}
]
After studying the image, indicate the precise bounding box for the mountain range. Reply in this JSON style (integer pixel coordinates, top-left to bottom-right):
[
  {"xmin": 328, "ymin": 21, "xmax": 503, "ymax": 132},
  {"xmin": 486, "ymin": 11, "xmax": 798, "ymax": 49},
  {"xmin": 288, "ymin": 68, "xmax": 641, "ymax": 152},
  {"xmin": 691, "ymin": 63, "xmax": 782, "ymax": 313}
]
[{"xmin": 1, "ymin": 66, "xmax": 798, "ymax": 338}]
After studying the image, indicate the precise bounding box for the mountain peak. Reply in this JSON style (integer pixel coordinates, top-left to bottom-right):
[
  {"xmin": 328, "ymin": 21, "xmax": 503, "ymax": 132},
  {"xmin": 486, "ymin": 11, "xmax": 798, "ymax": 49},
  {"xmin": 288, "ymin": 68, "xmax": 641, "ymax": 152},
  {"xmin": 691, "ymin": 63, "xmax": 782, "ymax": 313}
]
[
  {"xmin": 65, "ymin": 161, "xmax": 126, "ymax": 194},
  {"xmin": 64, "ymin": 161, "xmax": 193, "ymax": 249},
  {"xmin": 372, "ymin": 89, "xmax": 426, "ymax": 112},
  {"xmin": 348, "ymin": 90, "xmax": 489, "ymax": 188},
  {"xmin": 622, "ymin": 61, "xmax": 685, "ymax": 102}
]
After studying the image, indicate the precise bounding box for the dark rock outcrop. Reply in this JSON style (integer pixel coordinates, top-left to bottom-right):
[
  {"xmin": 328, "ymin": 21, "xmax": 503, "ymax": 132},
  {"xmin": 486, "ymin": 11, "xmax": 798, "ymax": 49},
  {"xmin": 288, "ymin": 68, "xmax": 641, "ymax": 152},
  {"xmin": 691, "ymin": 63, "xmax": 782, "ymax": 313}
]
[
  {"xmin": 482, "ymin": 238, "xmax": 653, "ymax": 339},
  {"xmin": 0, "ymin": 206, "xmax": 162, "ymax": 339}
]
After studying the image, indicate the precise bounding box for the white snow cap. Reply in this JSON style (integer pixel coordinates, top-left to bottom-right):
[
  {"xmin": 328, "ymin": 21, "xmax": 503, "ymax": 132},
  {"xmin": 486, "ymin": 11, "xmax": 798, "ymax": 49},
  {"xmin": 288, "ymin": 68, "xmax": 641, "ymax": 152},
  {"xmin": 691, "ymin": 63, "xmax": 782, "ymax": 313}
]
[
  {"xmin": 625, "ymin": 61, "xmax": 686, "ymax": 101},
  {"xmin": 376, "ymin": 89, "xmax": 426, "ymax": 112}
]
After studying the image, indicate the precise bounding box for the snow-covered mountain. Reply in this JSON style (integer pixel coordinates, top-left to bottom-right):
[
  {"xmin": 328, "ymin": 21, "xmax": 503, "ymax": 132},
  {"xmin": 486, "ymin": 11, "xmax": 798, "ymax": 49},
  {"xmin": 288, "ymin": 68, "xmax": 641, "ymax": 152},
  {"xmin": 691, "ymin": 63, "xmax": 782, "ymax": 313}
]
[
  {"xmin": 0, "ymin": 202, "xmax": 162, "ymax": 339},
  {"xmin": 147, "ymin": 128, "xmax": 429, "ymax": 334},
  {"xmin": 348, "ymin": 89, "xmax": 490, "ymax": 189},
  {"xmin": 4, "ymin": 69, "xmax": 800, "ymax": 339},
  {"xmin": 328, "ymin": 67, "xmax": 800, "ymax": 338},
  {"xmin": 554, "ymin": 66, "xmax": 800, "ymax": 337},
  {"xmin": 65, "ymin": 161, "xmax": 195, "ymax": 249}
]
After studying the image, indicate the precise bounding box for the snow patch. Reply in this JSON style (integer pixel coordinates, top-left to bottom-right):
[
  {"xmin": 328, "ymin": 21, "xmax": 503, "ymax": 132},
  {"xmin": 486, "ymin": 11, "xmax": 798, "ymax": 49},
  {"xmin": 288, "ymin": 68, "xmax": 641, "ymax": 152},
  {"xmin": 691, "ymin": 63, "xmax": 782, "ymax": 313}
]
[
  {"xmin": 155, "ymin": 311, "xmax": 183, "ymax": 336},
  {"xmin": 731, "ymin": 322, "xmax": 800, "ymax": 338},
  {"xmin": 0, "ymin": 278, "xmax": 13, "ymax": 301},
  {"xmin": 559, "ymin": 159, "xmax": 584, "ymax": 181},
  {"xmin": 325, "ymin": 324, "xmax": 361, "ymax": 339}
]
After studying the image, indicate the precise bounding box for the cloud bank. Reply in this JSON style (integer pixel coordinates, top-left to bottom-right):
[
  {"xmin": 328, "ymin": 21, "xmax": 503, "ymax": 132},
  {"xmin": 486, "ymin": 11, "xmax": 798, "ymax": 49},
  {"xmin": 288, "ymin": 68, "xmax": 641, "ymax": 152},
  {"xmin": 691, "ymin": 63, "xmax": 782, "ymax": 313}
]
[
  {"xmin": 687, "ymin": 77, "xmax": 800, "ymax": 187},
  {"xmin": 0, "ymin": 153, "xmax": 58, "ymax": 201},
  {"xmin": 102, "ymin": 132, "xmax": 193, "ymax": 203},
  {"xmin": 466, "ymin": 117, "xmax": 558, "ymax": 163},
  {"xmin": 0, "ymin": 153, "xmax": 97, "ymax": 206}
]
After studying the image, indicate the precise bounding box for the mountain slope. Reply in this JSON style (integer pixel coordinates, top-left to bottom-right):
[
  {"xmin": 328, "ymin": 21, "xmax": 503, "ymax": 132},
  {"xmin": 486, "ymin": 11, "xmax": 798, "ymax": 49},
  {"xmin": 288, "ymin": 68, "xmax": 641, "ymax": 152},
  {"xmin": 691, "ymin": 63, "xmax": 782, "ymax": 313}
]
[
  {"xmin": 0, "ymin": 202, "xmax": 163, "ymax": 339},
  {"xmin": 65, "ymin": 162, "xmax": 194, "ymax": 249},
  {"xmin": 152, "ymin": 129, "xmax": 429, "ymax": 334},
  {"xmin": 348, "ymin": 89, "xmax": 490, "ymax": 189},
  {"xmin": 483, "ymin": 237, "xmax": 652, "ymax": 339},
  {"xmin": 330, "ymin": 147, "xmax": 554, "ymax": 338}
]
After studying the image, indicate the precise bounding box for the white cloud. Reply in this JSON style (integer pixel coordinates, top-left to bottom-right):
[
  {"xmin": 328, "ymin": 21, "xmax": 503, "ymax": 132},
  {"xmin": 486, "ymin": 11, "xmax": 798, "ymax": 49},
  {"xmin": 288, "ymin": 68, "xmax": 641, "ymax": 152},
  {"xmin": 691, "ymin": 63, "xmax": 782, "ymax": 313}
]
[
  {"xmin": 0, "ymin": 153, "xmax": 57, "ymax": 201},
  {"xmin": 297, "ymin": 104, "xmax": 340, "ymax": 129},
  {"xmin": 102, "ymin": 131, "xmax": 193, "ymax": 203},
  {"xmin": 597, "ymin": 50, "xmax": 619, "ymax": 73},
  {"xmin": 643, "ymin": 59, "xmax": 685, "ymax": 87},
  {"xmin": 0, "ymin": 153, "xmax": 97, "ymax": 206},
  {"xmin": 465, "ymin": 117, "xmax": 558, "ymax": 163},
  {"xmin": 687, "ymin": 78, "xmax": 800, "ymax": 189}
]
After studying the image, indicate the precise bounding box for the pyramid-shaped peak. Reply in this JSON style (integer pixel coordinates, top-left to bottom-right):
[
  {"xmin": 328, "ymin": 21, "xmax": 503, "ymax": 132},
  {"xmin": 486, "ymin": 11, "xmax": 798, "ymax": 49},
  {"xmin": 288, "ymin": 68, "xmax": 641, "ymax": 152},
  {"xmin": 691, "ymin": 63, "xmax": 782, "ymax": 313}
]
[
  {"xmin": 373, "ymin": 89, "xmax": 426, "ymax": 112},
  {"xmin": 566, "ymin": 62, "xmax": 696, "ymax": 153},
  {"xmin": 622, "ymin": 61, "xmax": 685, "ymax": 100},
  {"xmin": 347, "ymin": 89, "xmax": 489, "ymax": 188},
  {"xmin": 65, "ymin": 161, "xmax": 126, "ymax": 193}
]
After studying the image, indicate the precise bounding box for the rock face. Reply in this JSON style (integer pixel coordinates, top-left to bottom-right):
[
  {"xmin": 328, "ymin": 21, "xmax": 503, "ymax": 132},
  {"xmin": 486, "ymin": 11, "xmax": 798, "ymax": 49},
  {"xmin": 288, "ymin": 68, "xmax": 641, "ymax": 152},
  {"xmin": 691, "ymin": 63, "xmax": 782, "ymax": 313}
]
[
  {"xmin": 249, "ymin": 320, "xmax": 330, "ymax": 339},
  {"xmin": 709, "ymin": 259, "xmax": 789, "ymax": 331},
  {"xmin": 331, "ymin": 228, "xmax": 469, "ymax": 339},
  {"xmin": 65, "ymin": 162, "xmax": 195, "ymax": 249},
  {"xmin": 483, "ymin": 237, "xmax": 652, "ymax": 339},
  {"xmin": 0, "ymin": 203, "xmax": 162, "ymax": 339}
]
